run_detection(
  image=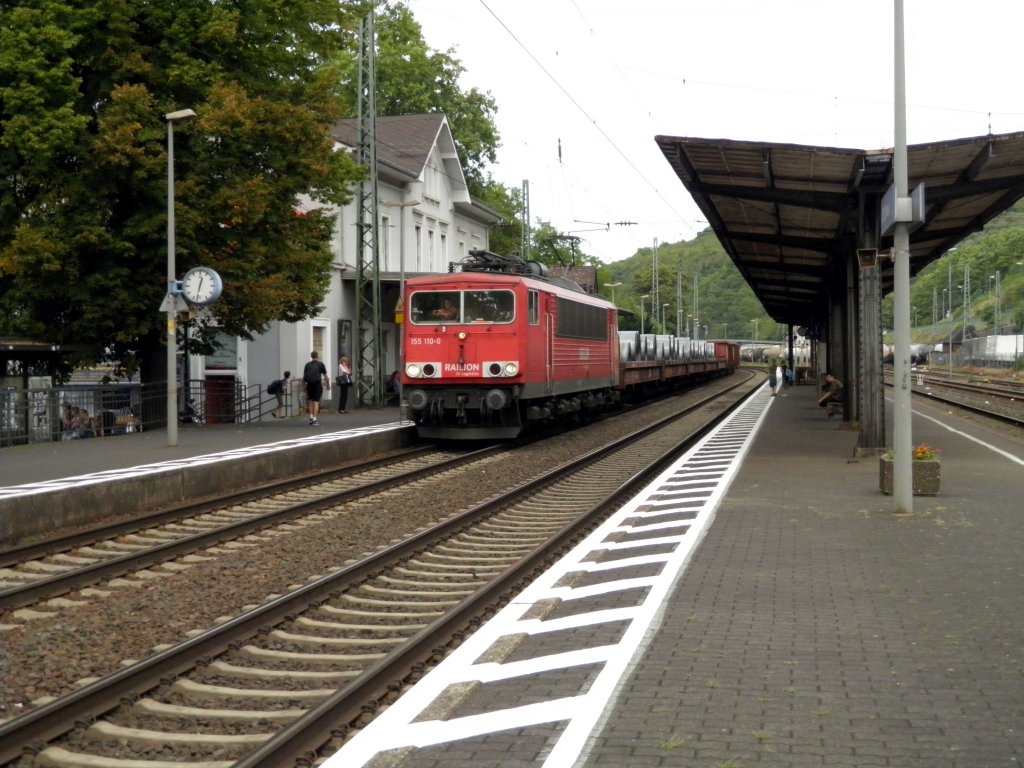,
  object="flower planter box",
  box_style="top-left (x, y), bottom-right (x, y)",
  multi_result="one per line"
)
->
top-left (879, 458), bottom-right (940, 496)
